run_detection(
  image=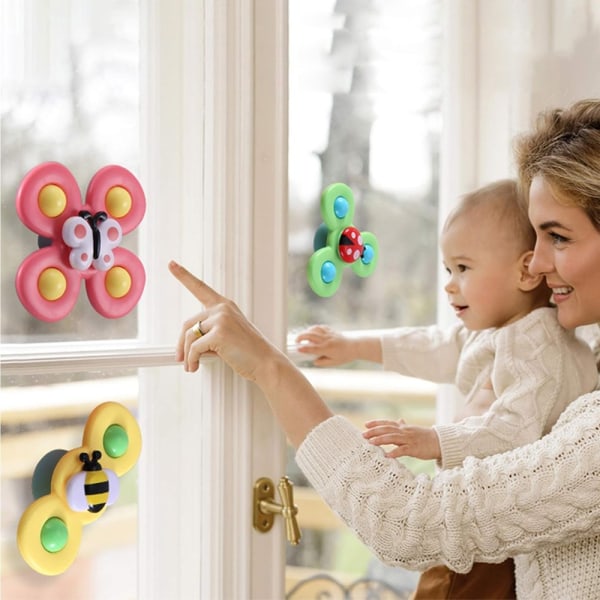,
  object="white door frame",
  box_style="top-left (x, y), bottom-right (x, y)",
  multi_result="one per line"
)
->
top-left (139, 1), bottom-right (288, 598)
